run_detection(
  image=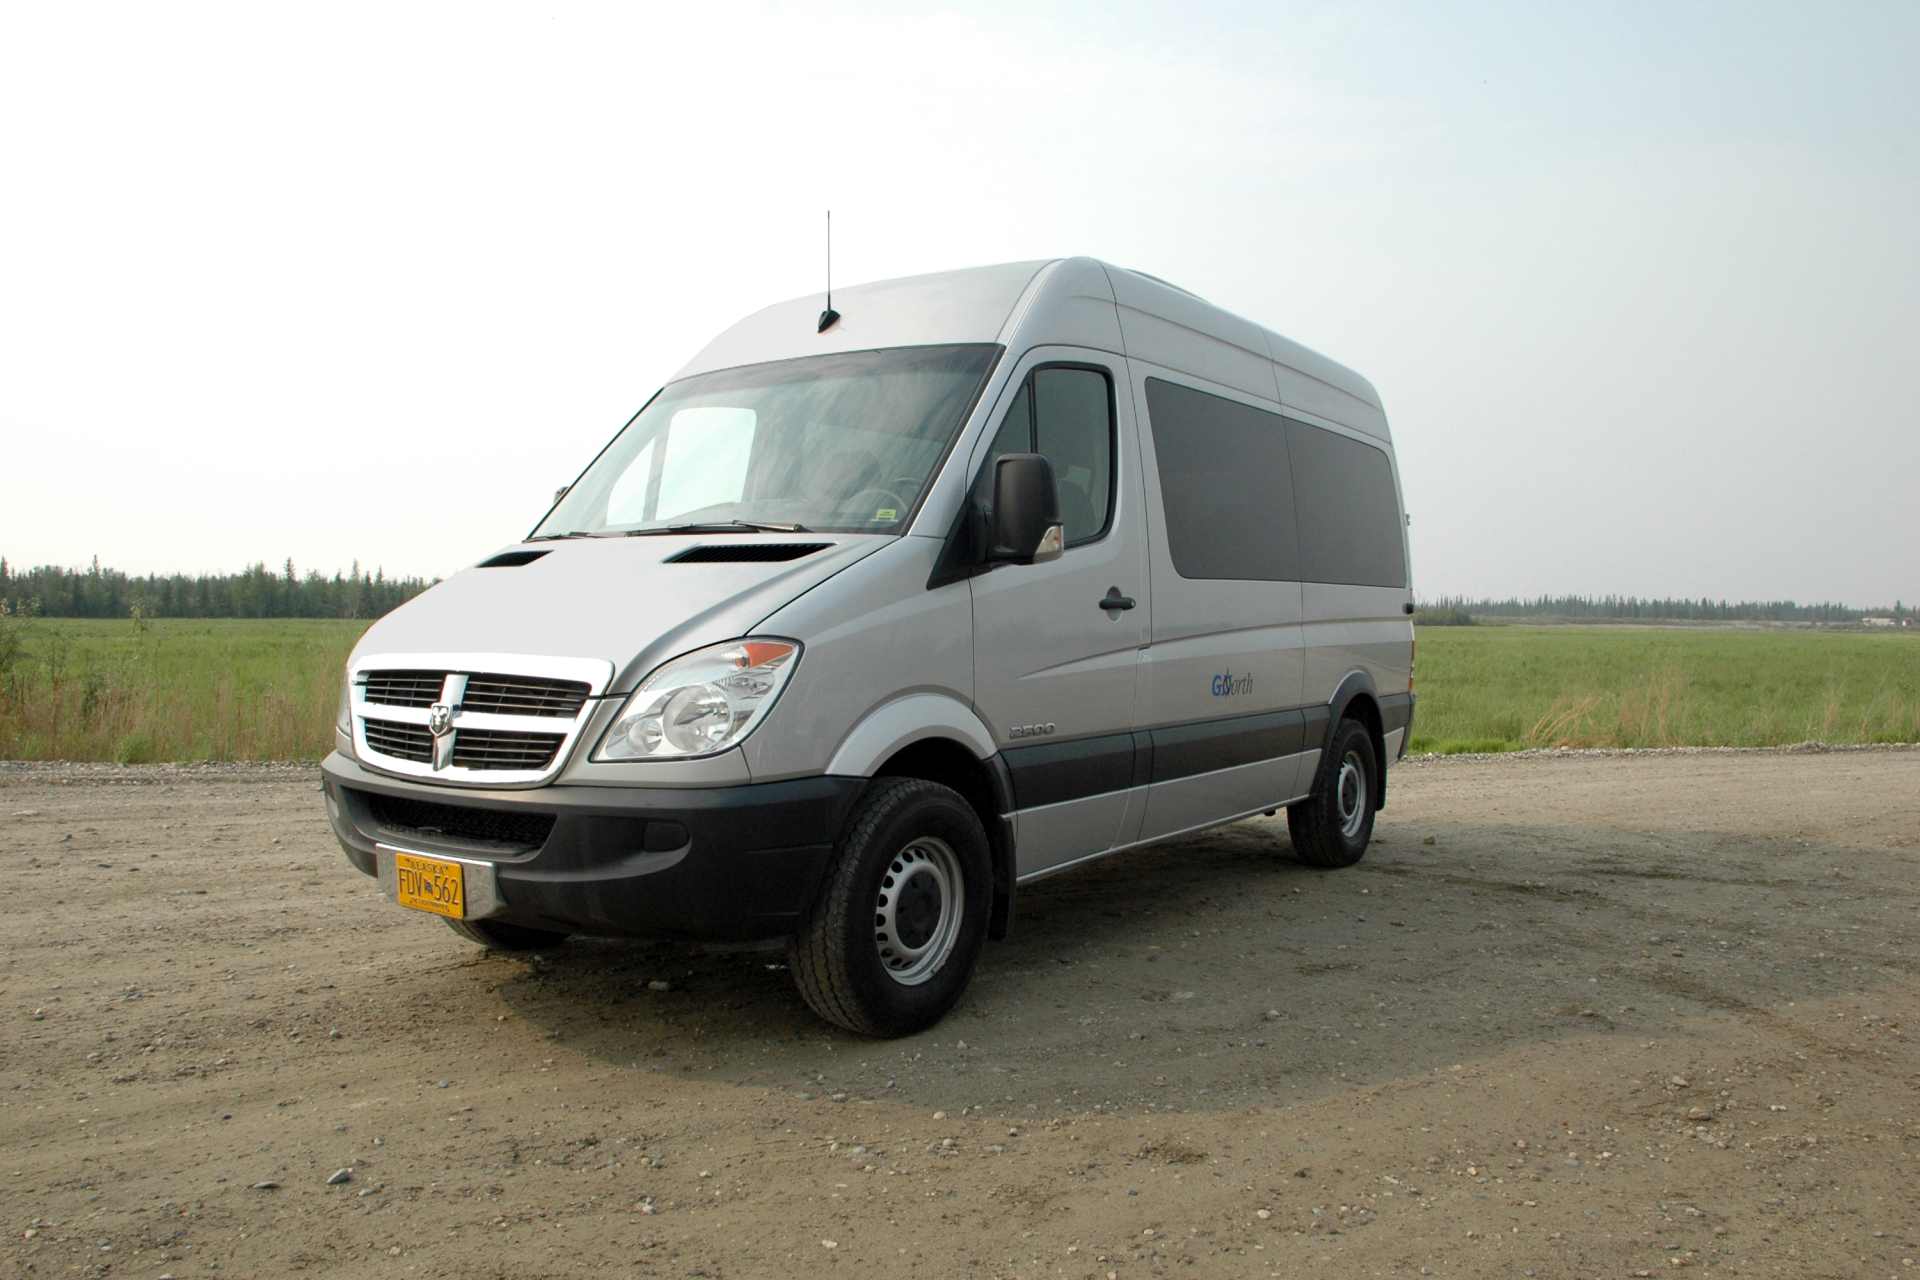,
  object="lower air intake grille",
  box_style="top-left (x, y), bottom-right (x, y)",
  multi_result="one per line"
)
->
top-left (363, 718), bottom-right (433, 763)
top-left (360, 791), bottom-right (556, 849)
top-left (450, 728), bottom-right (565, 771)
